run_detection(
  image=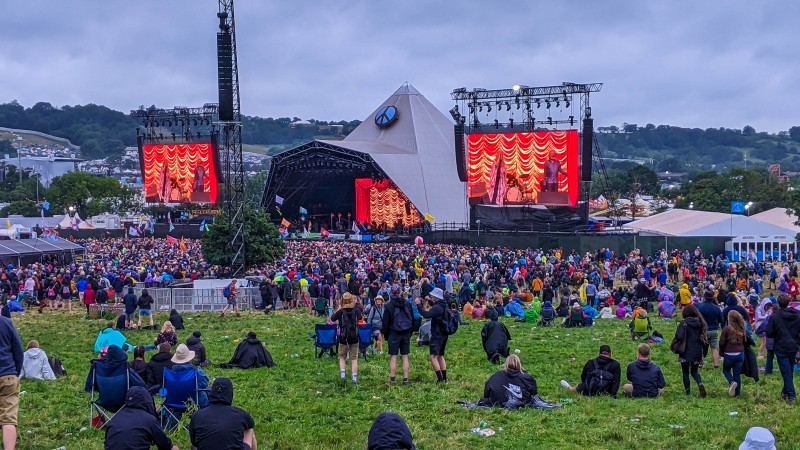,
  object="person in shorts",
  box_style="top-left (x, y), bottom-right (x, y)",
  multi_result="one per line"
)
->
top-left (330, 292), bottom-right (362, 384)
top-left (137, 289), bottom-right (155, 330)
top-left (416, 288), bottom-right (450, 383)
top-left (696, 291), bottom-right (723, 368)
top-left (0, 315), bottom-right (23, 450)
top-left (382, 290), bottom-right (413, 385)
top-left (221, 279), bottom-right (240, 318)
